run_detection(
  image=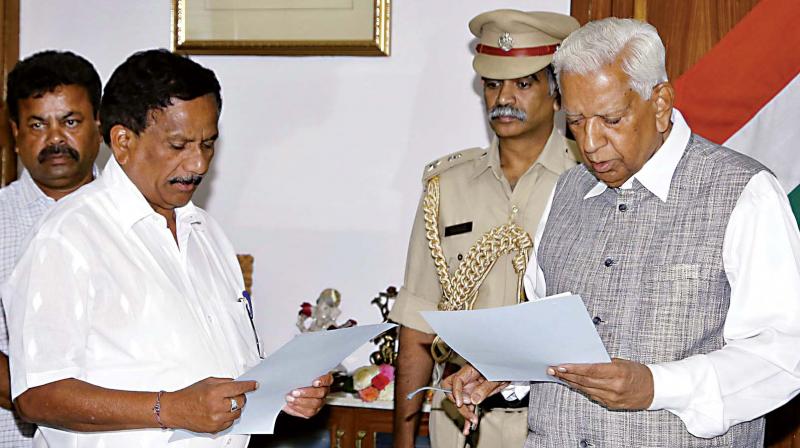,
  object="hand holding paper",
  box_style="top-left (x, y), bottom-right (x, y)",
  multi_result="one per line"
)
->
top-left (161, 377), bottom-right (259, 434)
top-left (281, 373), bottom-right (333, 418)
top-left (170, 323), bottom-right (395, 442)
top-left (233, 323), bottom-right (396, 434)
top-left (421, 294), bottom-right (610, 382)
top-left (429, 295), bottom-right (655, 413)
top-left (547, 357), bottom-right (655, 410)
